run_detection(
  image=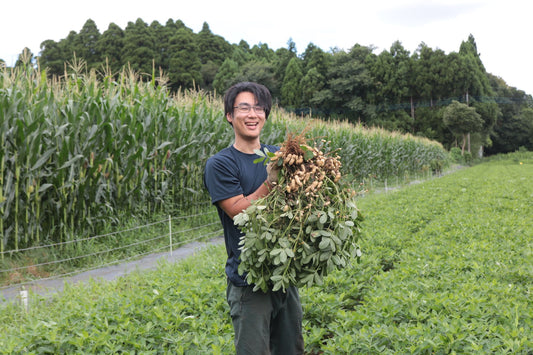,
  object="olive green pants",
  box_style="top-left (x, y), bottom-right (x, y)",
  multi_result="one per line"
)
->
top-left (226, 281), bottom-right (304, 355)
